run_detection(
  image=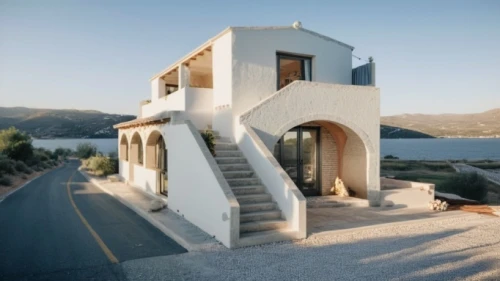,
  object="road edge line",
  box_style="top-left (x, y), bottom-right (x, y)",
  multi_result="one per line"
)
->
top-left (77, 168), bottom-right (199, 252)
